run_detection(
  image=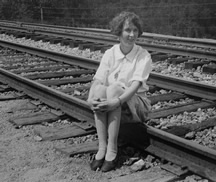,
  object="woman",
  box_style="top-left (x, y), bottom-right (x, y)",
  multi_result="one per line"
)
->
top-left (87, 11), bottom-right (152, 172)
